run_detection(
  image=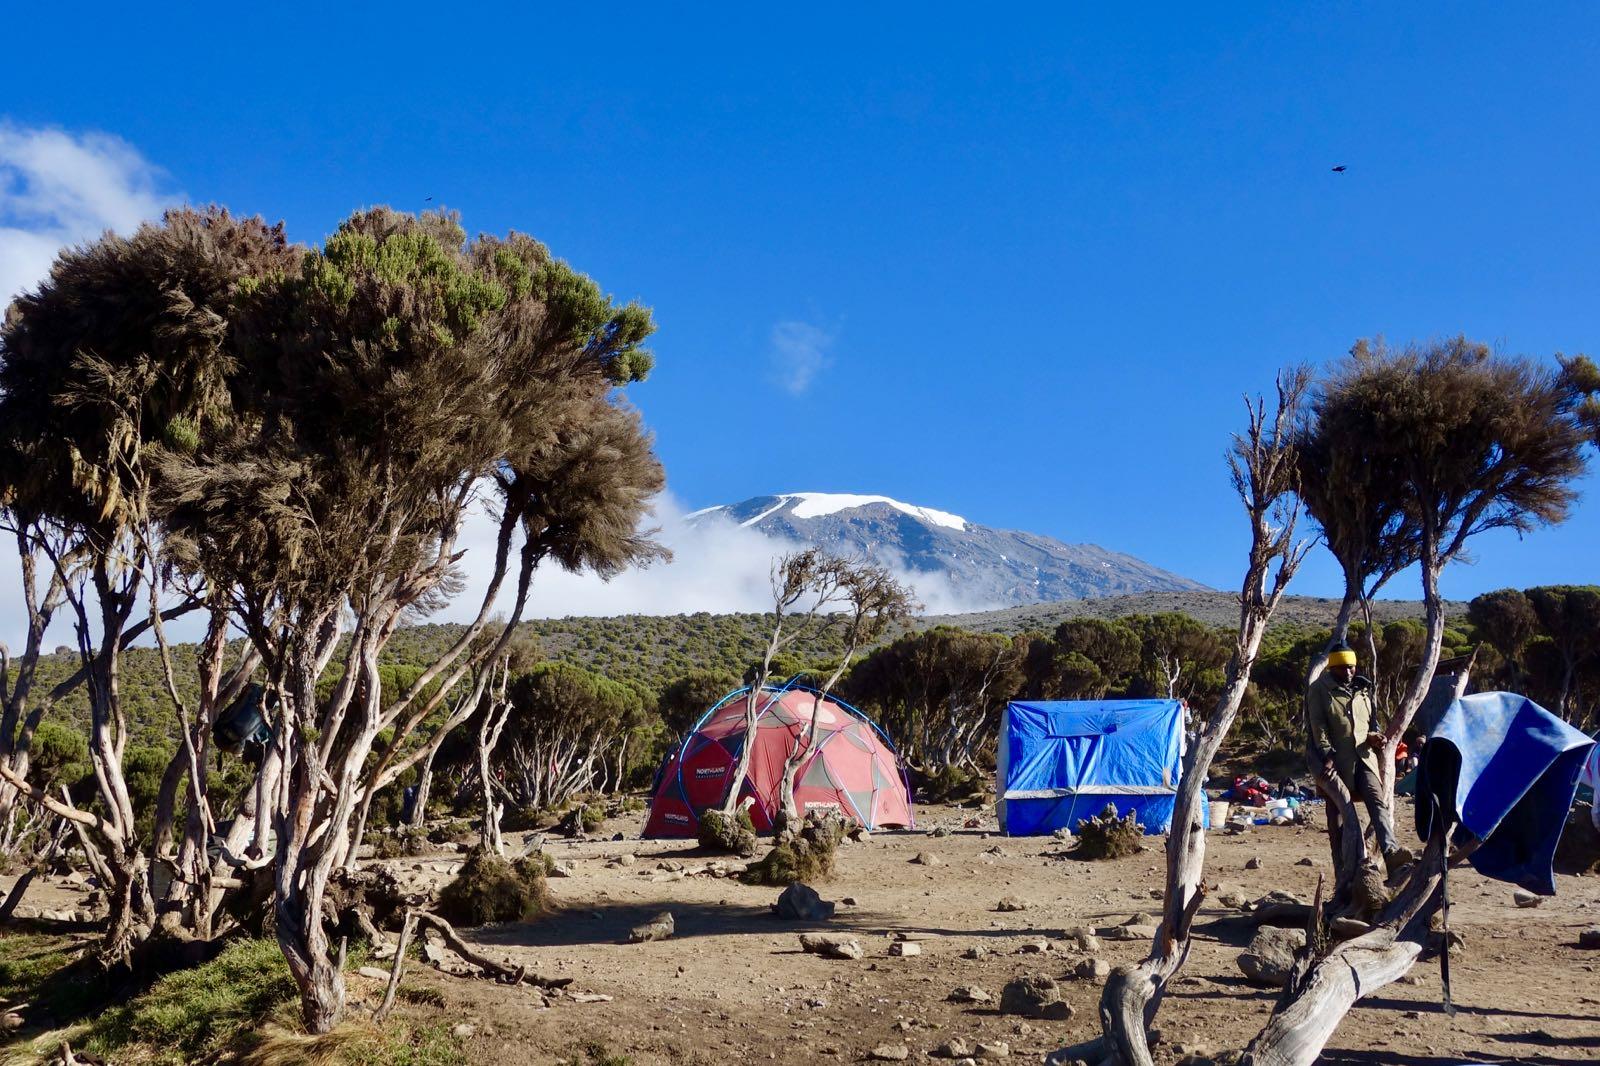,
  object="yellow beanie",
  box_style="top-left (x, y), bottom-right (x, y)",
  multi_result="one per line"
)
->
top-left (1327, 649), bottom-right (1357, 667)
